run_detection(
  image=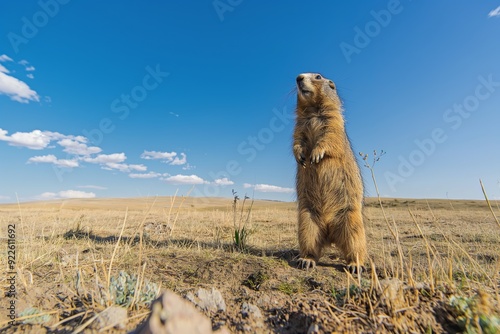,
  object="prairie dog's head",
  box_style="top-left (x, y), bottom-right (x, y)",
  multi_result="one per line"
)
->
top-left (296, 73), bottom-right (340, 108)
